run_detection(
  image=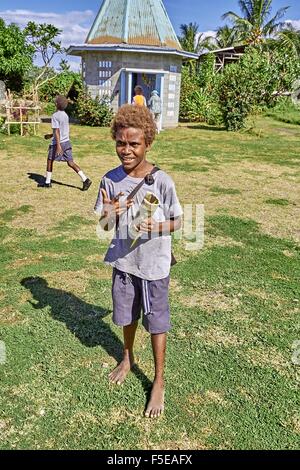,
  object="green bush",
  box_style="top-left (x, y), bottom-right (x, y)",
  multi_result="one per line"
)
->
top-left (39, 71), bottom-right (83, 102)
top-left (75, 93), bottom-right (114, 127)
top-left (180, 58), bottom-right (222, 125)
top-left (43, 102), bottom-right (56, 116)
top-left (218, 46), bottom-right (300, 131)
